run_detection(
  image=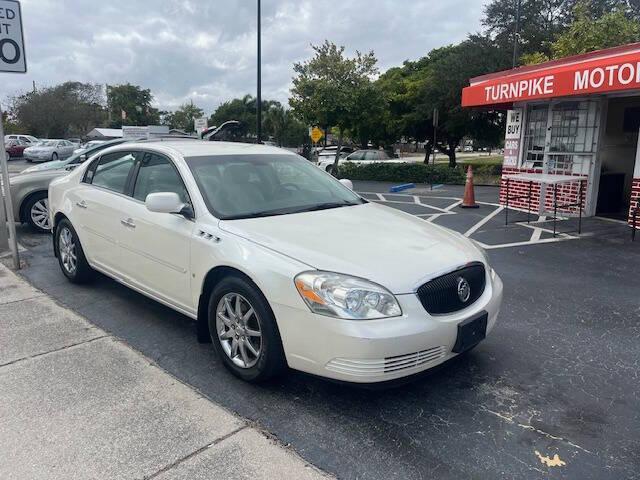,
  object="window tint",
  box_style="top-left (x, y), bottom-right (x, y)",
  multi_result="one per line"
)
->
top-left (364, 151), bottom-right (379, 160)
top-left (91, 151), bottom-right (137, 194)
top-left (133, 153), bottom-right (189, 203)
top-left (347, 151), bottom-right (364, 161)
